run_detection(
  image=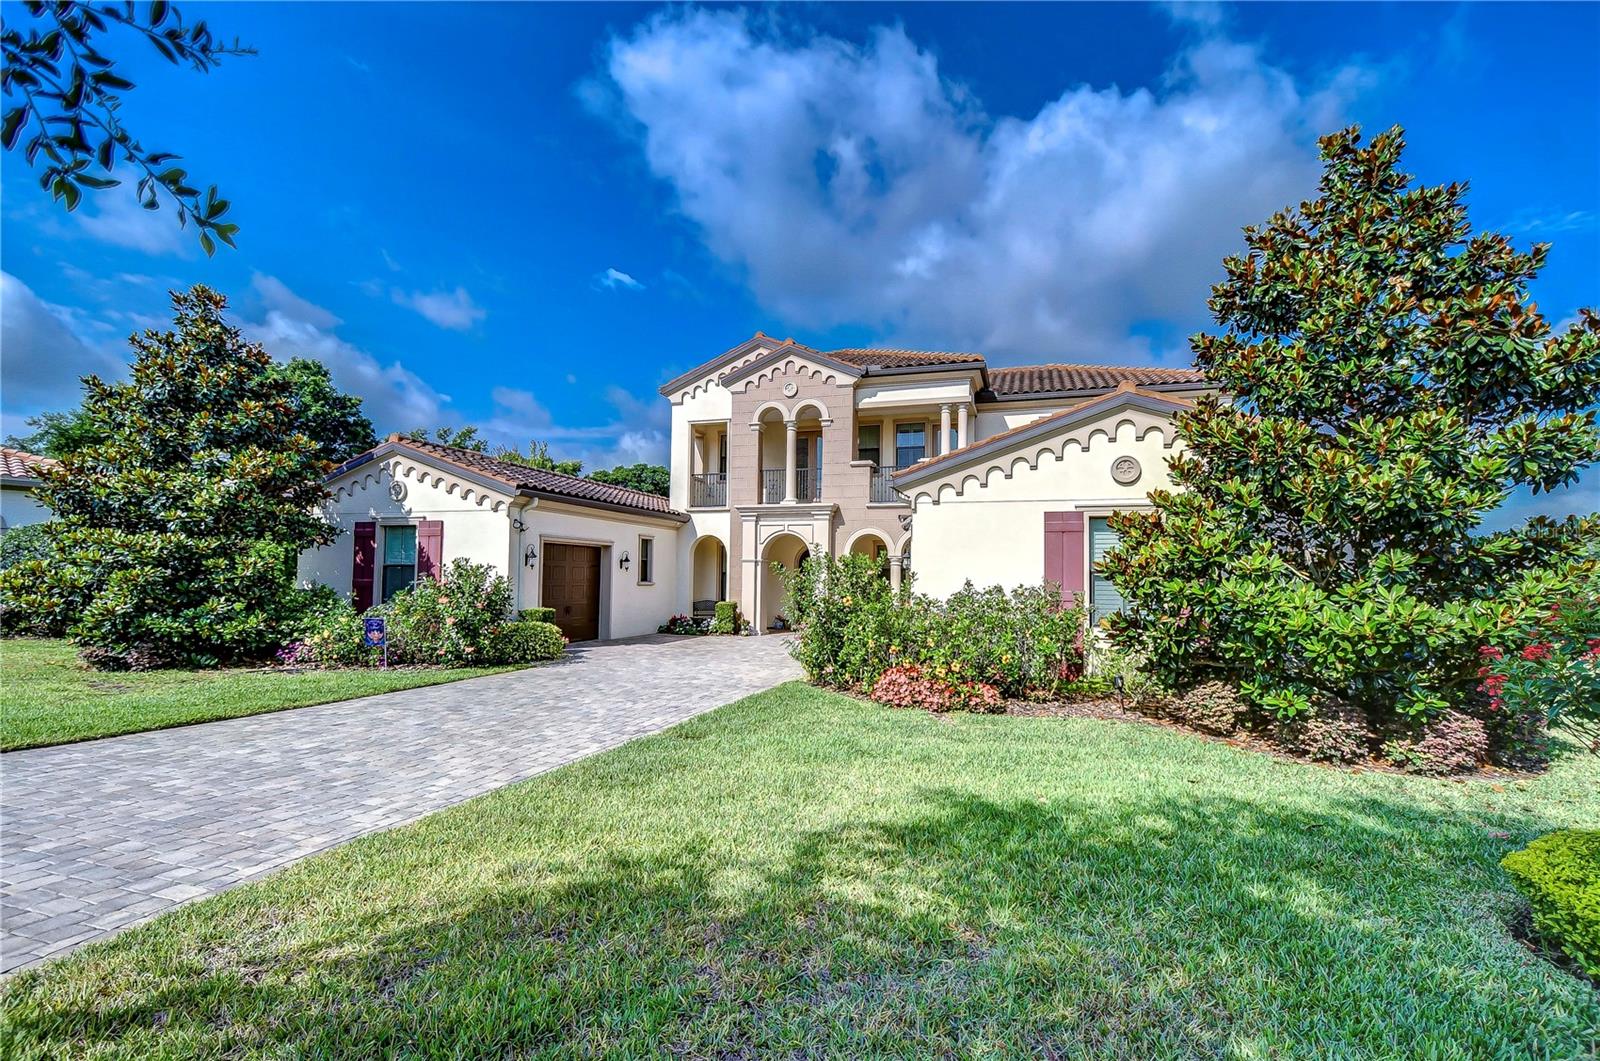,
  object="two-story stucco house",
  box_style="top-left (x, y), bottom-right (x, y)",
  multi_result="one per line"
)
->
top-left (298, 332), bottom-right (1209, 643)
top-left (663, 333), bottom-right (1211, 632)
